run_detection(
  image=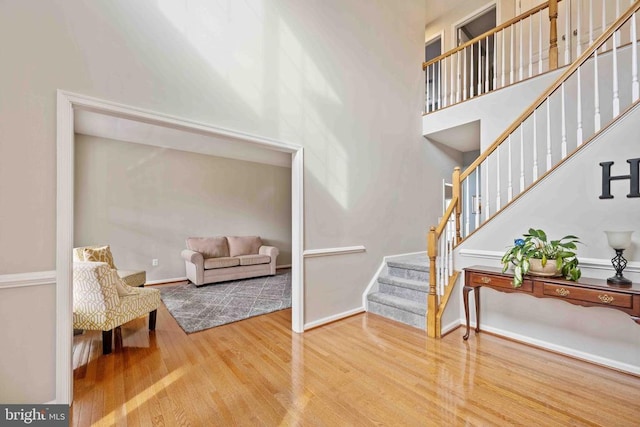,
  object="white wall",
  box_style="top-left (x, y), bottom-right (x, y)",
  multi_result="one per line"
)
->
top-left (0, 0), bottom-right (460, 402)
top-left (74, 135), bottom-right (292, 280)
top-left (450, 103), bottom-right (640, 373)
